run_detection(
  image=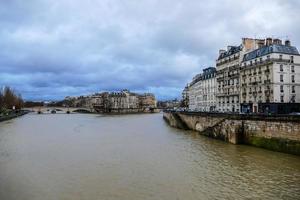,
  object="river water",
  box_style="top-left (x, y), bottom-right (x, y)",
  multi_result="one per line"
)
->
top-left (0, 113), bottom-right (299, 200)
